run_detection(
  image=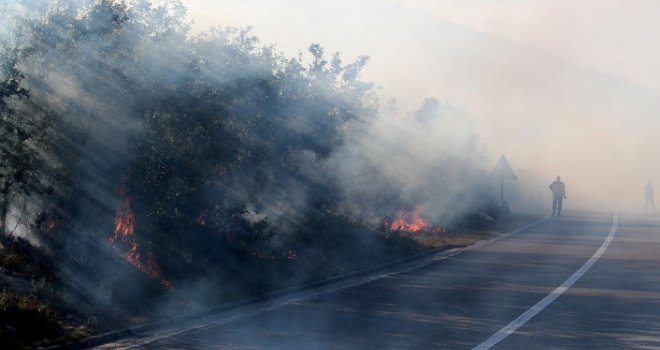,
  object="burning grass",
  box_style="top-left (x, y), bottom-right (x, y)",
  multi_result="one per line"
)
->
top-left (102, 212), bottom-right (544, 330)
top-left (384, 207), bottom-right (448, 233)
top-left (0, 205), bottom-right (542, 349)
